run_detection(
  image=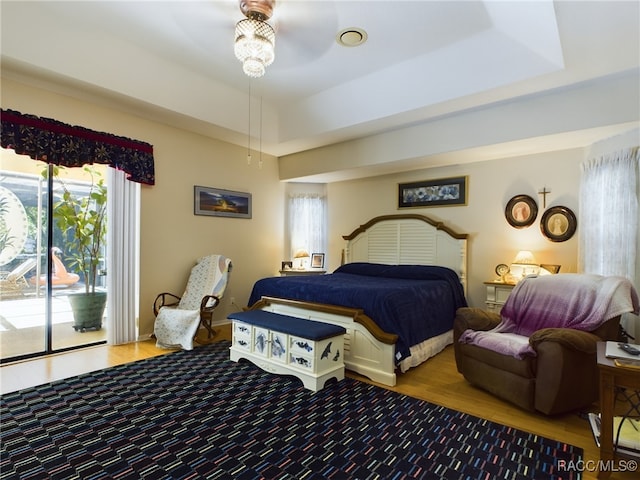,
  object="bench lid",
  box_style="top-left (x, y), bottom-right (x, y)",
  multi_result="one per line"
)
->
top-left (228, 310), bottom-right (346, 341)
